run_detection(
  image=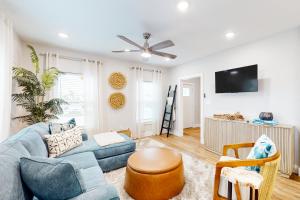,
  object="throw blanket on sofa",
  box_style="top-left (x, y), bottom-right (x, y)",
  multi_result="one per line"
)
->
top-left (94, 132), bottom-right (126, 146)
